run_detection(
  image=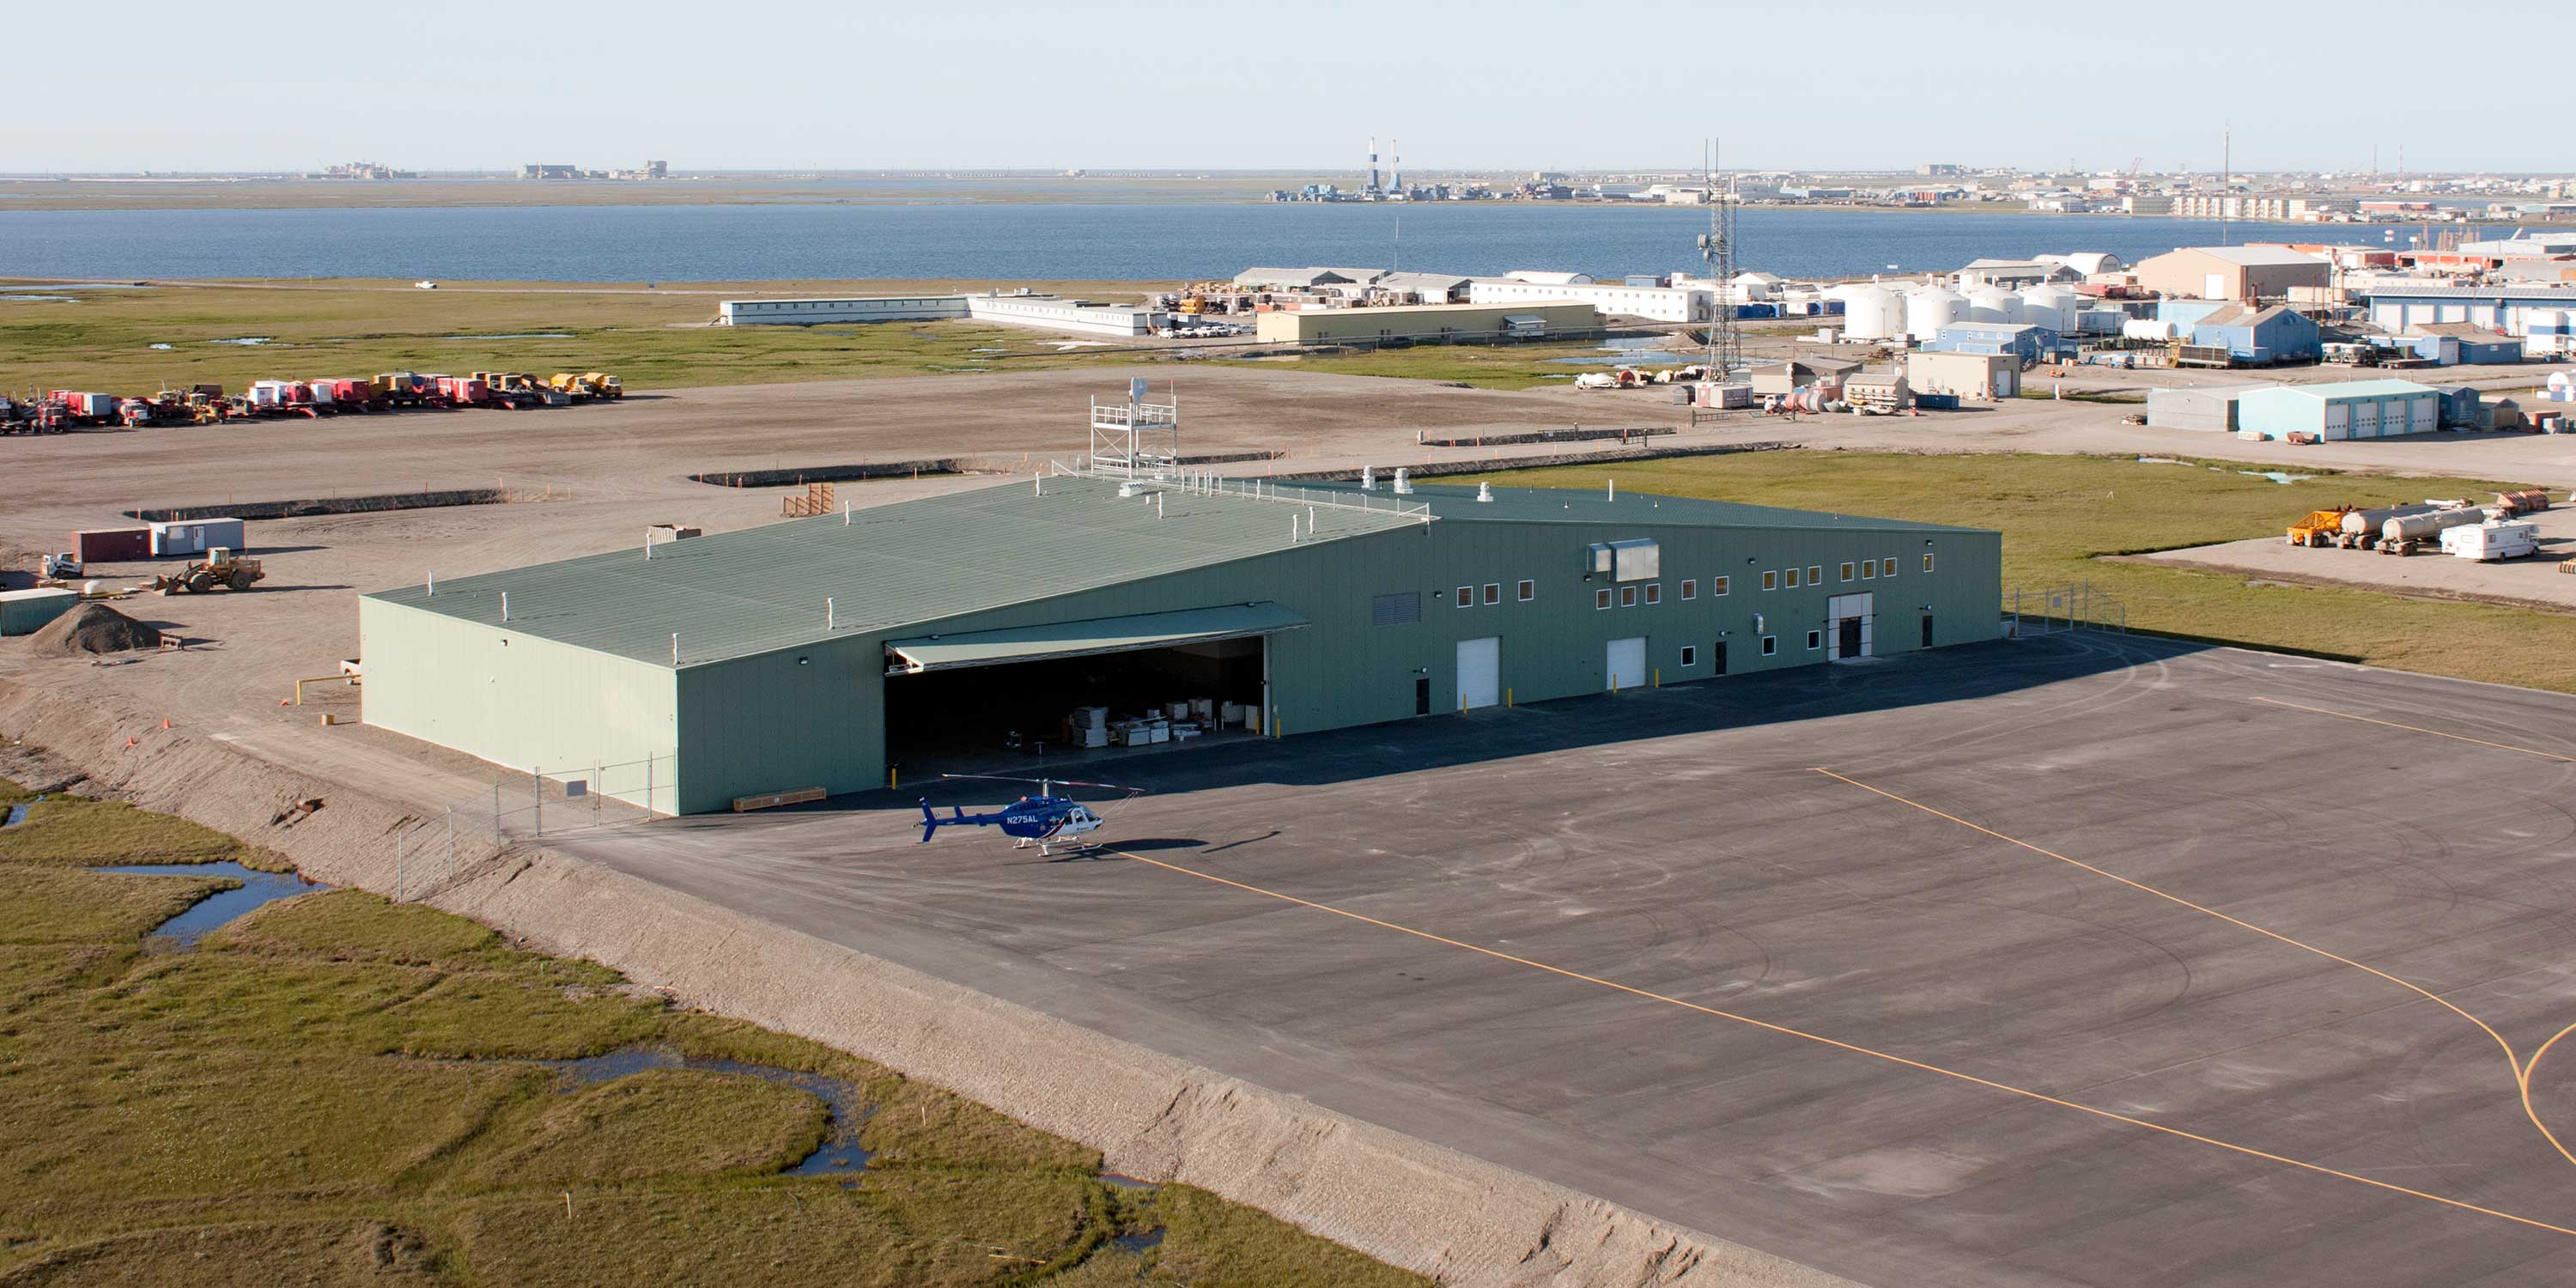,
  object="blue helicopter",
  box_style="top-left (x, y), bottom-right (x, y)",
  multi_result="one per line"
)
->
top-left (918, 775), bottom-right (1145, 856)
